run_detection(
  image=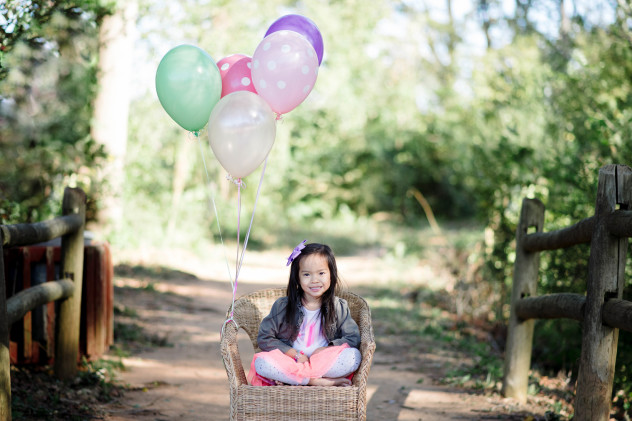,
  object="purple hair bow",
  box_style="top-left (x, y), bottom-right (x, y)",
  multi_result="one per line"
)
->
top-left (286, 240), bottom-right (307, 266)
